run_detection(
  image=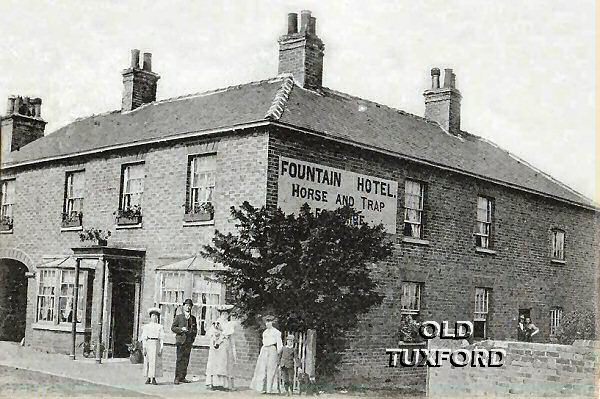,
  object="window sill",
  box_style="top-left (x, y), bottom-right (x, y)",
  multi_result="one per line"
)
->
top-left (402, 237), bottom-right (430, 246)
top-left (551, 259), bottom-right (566, 265)
top-left (475, 247), bottom-right (496, 255)
top-left (61, 226), bottom-right (83, 232)
top-left (115, 223), bottom-right (142, 230)
top-left (32, 322), bottom-right (88, 333)
top-left (0, 229), bottom-right (13, 234)
top-left (183, 220), bottom-right (215, 227)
